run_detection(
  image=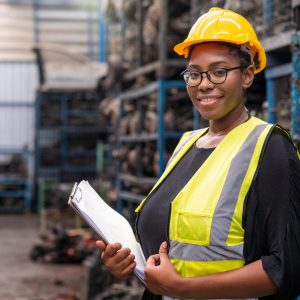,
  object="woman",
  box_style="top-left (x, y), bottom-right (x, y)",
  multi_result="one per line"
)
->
top-left (96, 8), bottom-right (300, 300)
